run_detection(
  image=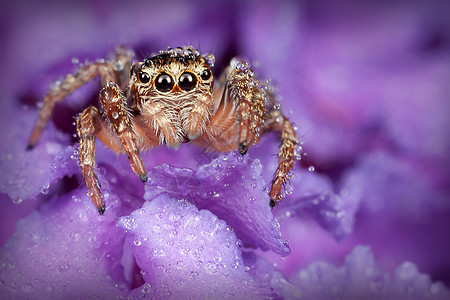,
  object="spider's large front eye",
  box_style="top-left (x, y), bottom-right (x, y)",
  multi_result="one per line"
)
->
top-left (178, 72), bottom-right (197, 91)
top-left (155, 73), bottom-right (174, 92)
top-left (139, 72), bottom-right (150, 83)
